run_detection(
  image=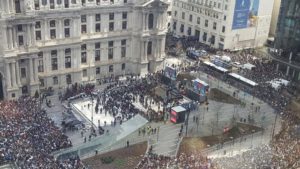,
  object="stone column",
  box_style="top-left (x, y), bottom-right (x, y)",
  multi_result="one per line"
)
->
top-left (7, 27), bottom-right (12, 49)
top-left (2, 27), bottom-right (8, 50)
top-left (6, 63), bottom-right (11, 88)
top-left (31, 24), bottom-right (36, 45)
top-left (27, 24), bottom-right (32, 46)
top-left (145, 14), bottom-right (148, 30)
top-left (286, 66), bottom-right (290, 76)
top-left (58, 19), bottom-right (63, 39)
top-left (44, 20), bottom-right (49, 40)
top-left (144, 41), bottom-right (148, 61)
top-left (141, 13), bottom-right (144, 31)
top-left (29, 58), bottom-right (34, 84)
top-left (16, 61), bottom-right (21, 85)
top-left (12, 27), bottom-right (17, 48)
top-left (276, 64), bottom-right (279, 71)
top-left (140, 40), bottom-right (144, 62)
top-left (11, 62), bottom-right (17, 88)
top-left (89, 15), bottom-right (94, 34)
top-left (10, 0), bottom-right (15, 13)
